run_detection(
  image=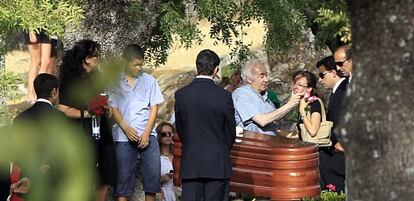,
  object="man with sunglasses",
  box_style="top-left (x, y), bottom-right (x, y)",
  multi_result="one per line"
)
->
top-left (316, 56), bottom-right (347, 194)
top-left (334, 45), bottom-right (353, 81)
top-left (175, 49), bottom-right (236, 201)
